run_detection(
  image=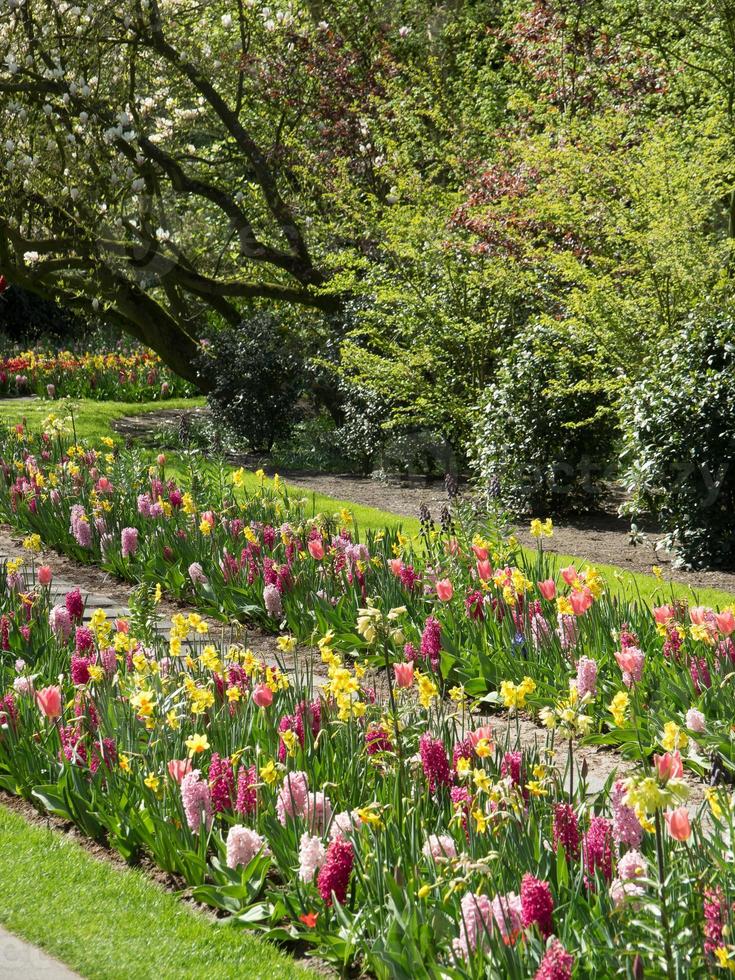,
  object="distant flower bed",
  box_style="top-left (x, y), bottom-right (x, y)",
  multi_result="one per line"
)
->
top-left (0, 349), bottom-right (195, 401)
